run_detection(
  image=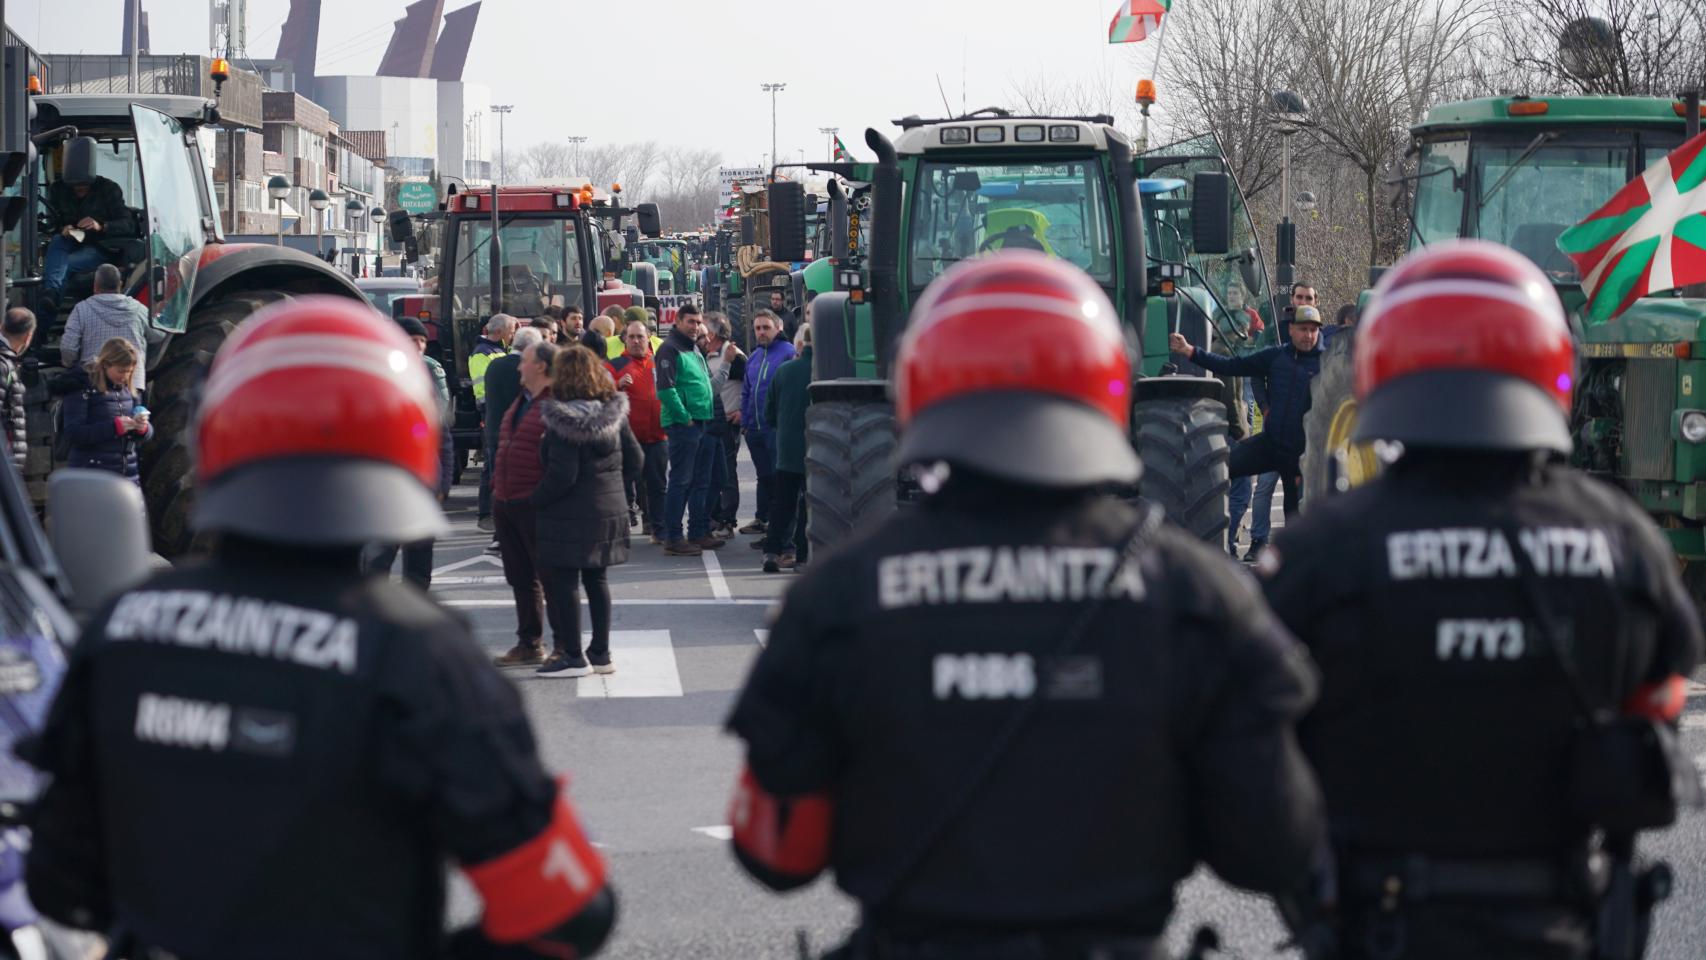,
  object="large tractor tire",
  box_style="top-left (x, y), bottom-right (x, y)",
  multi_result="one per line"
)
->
top-left (1302, 329), bottom-right (1382, 507)
top-left (724, 295), bottom-right (746, 349)
top-left (1133, 395), bottom-right (1230, 545)
top-left (141, 290), bottom-right (286, 558)
top-left (804, 399), bottom-right (896, 559)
